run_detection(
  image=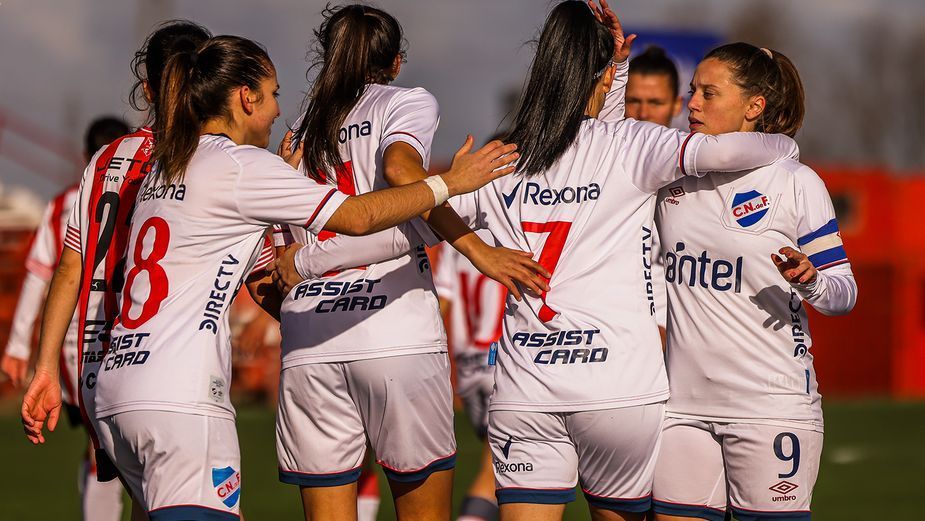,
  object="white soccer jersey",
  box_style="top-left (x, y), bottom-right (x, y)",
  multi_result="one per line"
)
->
top-left (96, 135), bottom-right (346, 420)
top-left (6, 186), bottom-right (80, 404)
top-left (277, 84), bottom-right (446, 366)
top-left (656, 159), bottom-right (852, 427)
top-left (433, 229), bottom-right (506, 375)
top-left (66, 128), bottom-right (156, 425)
top-left (451, 120), bottom-right (800, 413)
